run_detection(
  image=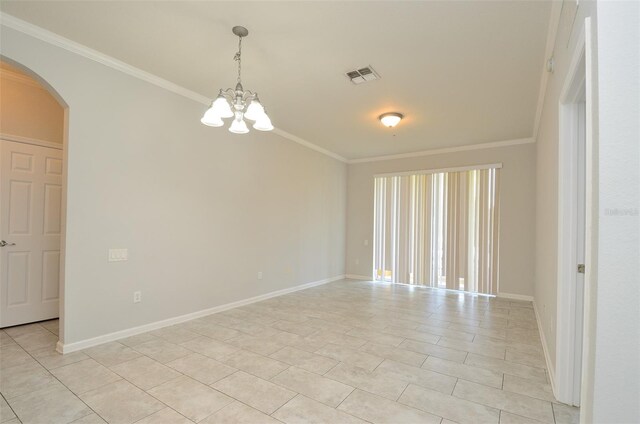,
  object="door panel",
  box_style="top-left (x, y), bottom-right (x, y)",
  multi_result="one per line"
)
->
top-left (1, 140), bottom-right (63, 327)
top-left (43, 184), bottom-right (62, 234)
top-left (9, 181), bottom-right (32, 234)
top-left (42, 250), bottom-right (60, 301)
top-left (7, 251), bottom-right (29, 305)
